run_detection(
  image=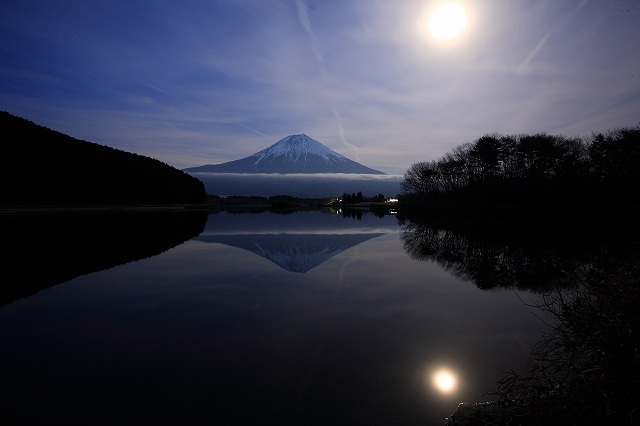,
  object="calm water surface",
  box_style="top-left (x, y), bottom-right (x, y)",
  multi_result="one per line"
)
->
top-left (1, 210), bottom-right (548, 425)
